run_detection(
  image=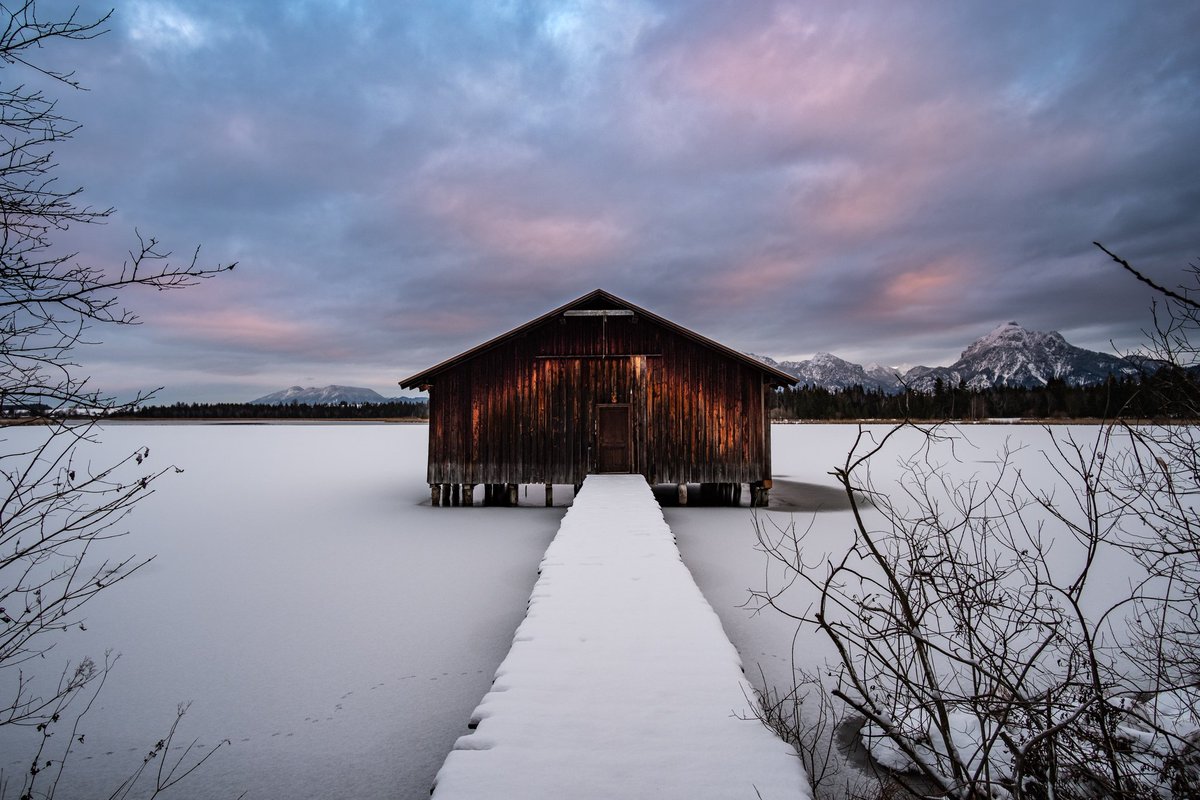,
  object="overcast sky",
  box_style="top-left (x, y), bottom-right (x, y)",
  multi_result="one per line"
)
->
top-left (27, 0), bottom-right (1200, 402)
